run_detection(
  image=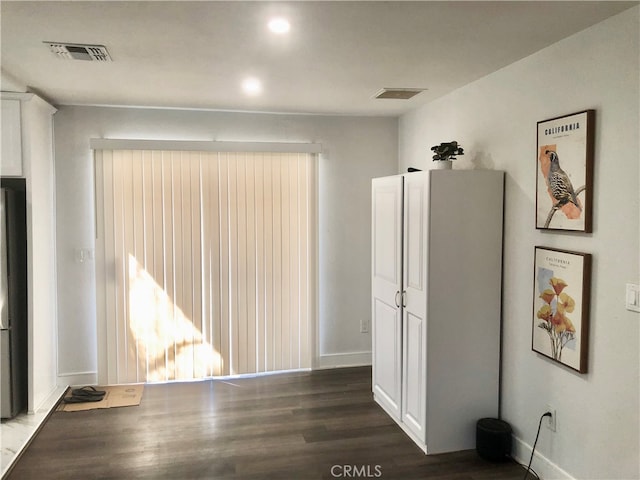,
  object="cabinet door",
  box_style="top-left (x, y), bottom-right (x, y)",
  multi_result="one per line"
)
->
top-left (0, 99), bottom-right (23, 177)
top-left (371, 175), bottom-right (403, 420)
top-left (401, 173), bottom-right (427, 442)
